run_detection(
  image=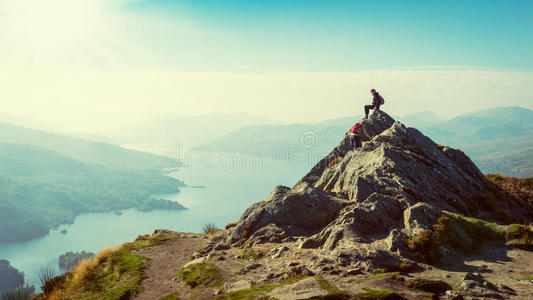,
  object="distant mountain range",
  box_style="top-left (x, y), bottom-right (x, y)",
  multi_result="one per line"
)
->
top-left (194, 107), bottom-right (533, 177)
top-left (0, 123), bottom-right (185, 243)
top-left (109, 113), bottom-right (279, 147)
